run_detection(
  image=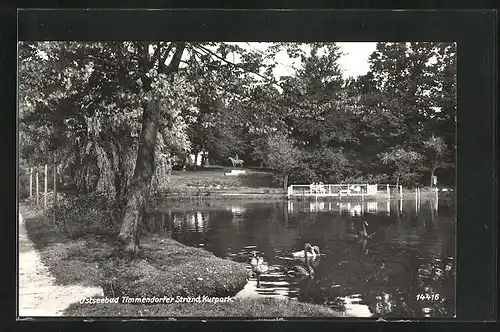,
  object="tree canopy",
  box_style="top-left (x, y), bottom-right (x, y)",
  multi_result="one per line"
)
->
top-left (20, 41), bottom-right (456, 189)
top-left (19, 41), bottom-right (456, 250)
